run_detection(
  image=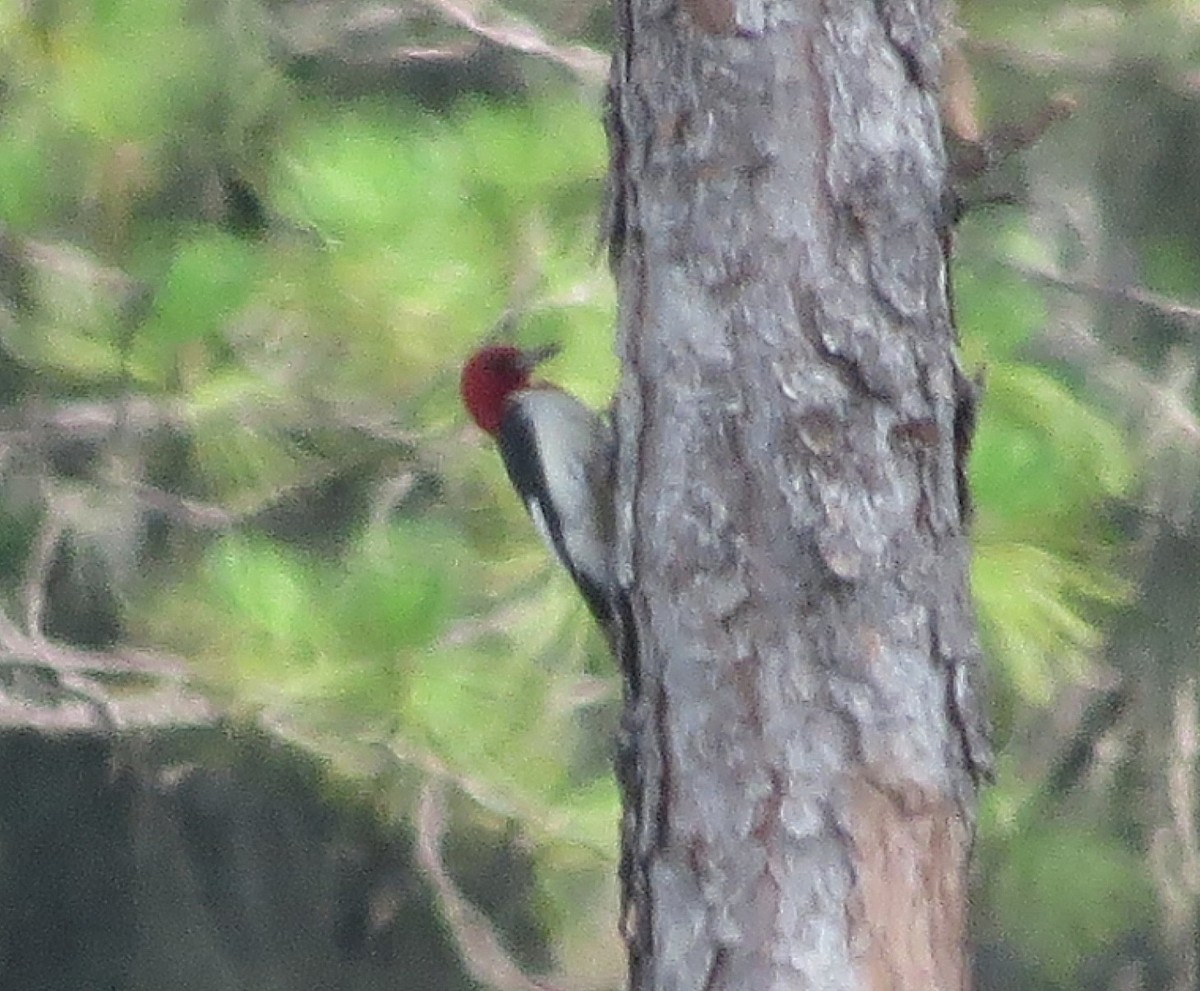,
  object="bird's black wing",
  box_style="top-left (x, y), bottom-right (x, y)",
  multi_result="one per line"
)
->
top-left (496, 401), bottom-right (612, 627)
